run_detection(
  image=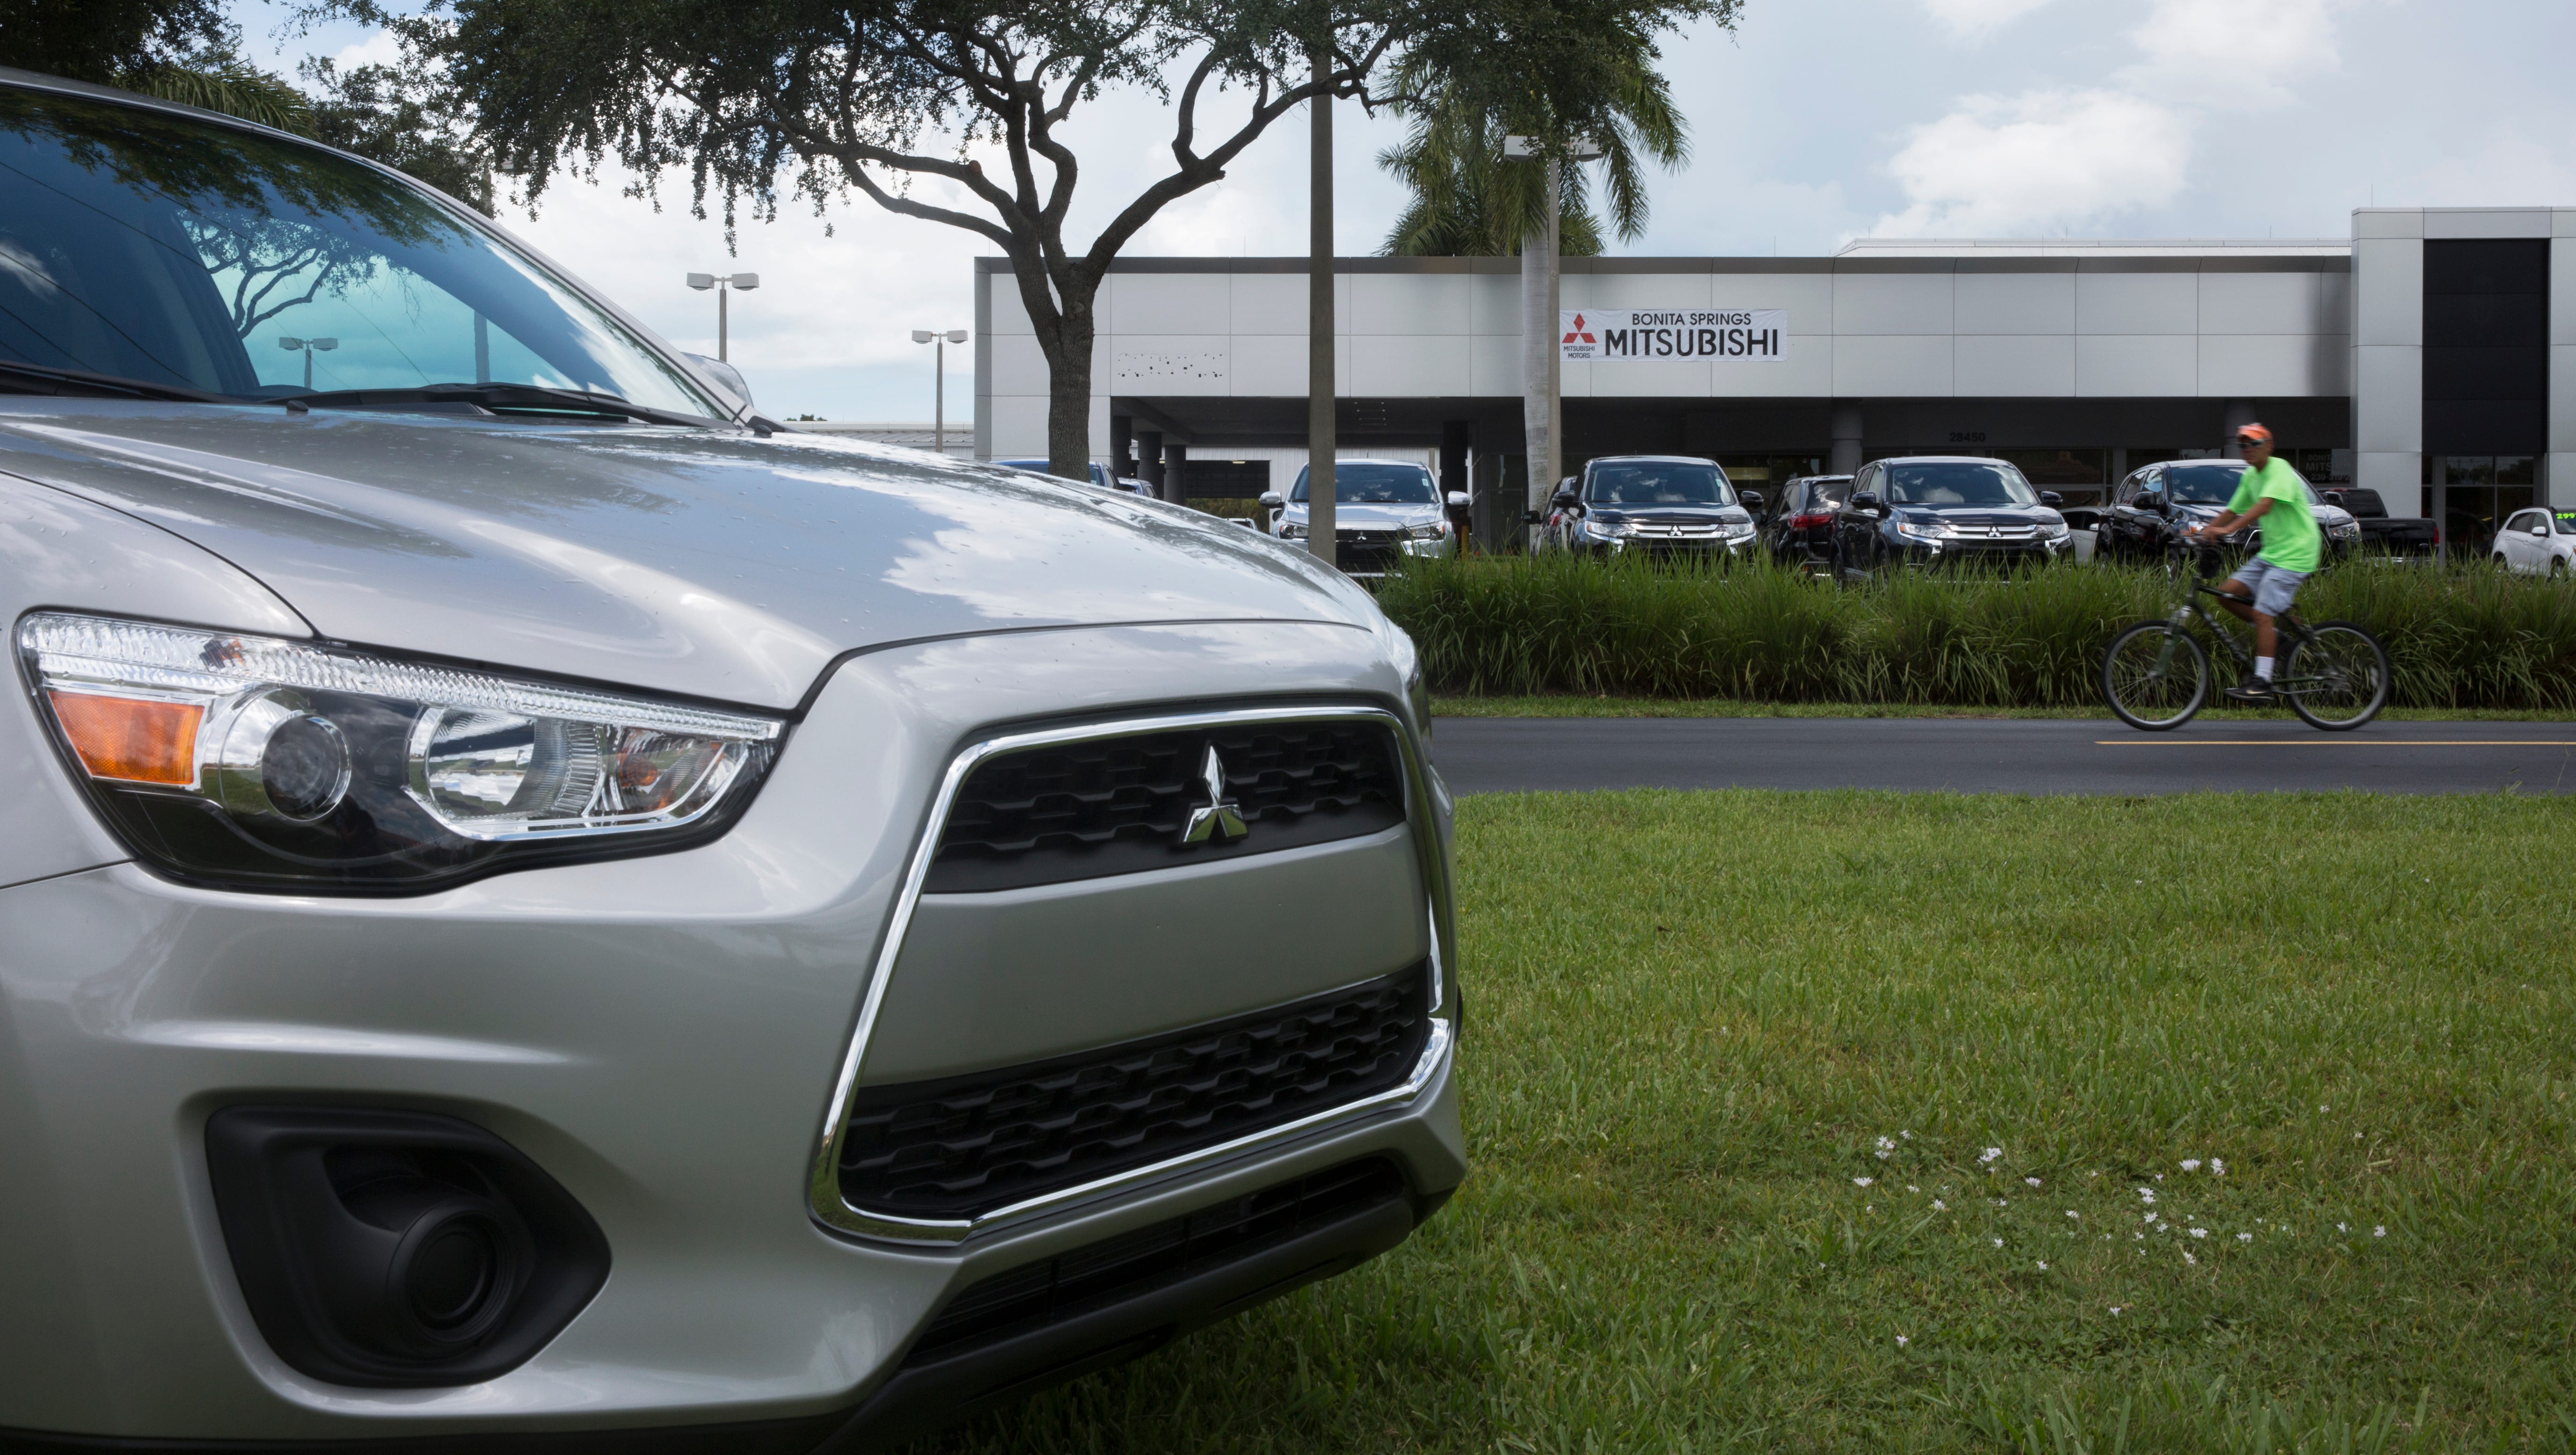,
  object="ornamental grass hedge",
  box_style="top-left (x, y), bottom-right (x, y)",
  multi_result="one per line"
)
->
top-left (1375, 553), bottom-right (2576, 709)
